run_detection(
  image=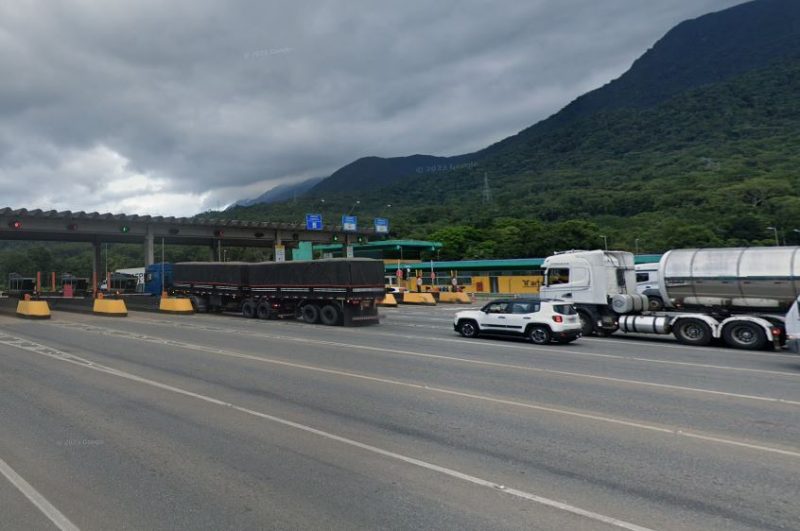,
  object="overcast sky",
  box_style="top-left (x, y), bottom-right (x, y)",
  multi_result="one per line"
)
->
top-left (0, 0), bottom-right (745, 217)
